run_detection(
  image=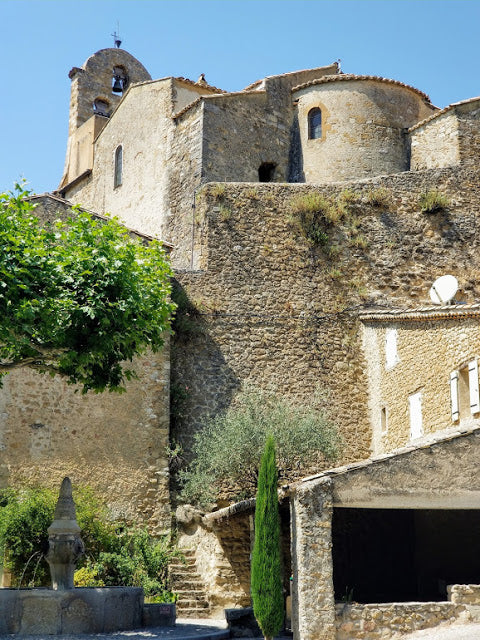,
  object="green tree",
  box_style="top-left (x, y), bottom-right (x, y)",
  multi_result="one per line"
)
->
top-left (180, 387), bottom-right (340, 506)
top-left (0, 184), bottom-right (174, 392)
top-left (251, 435), bottom-right (284, 640)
